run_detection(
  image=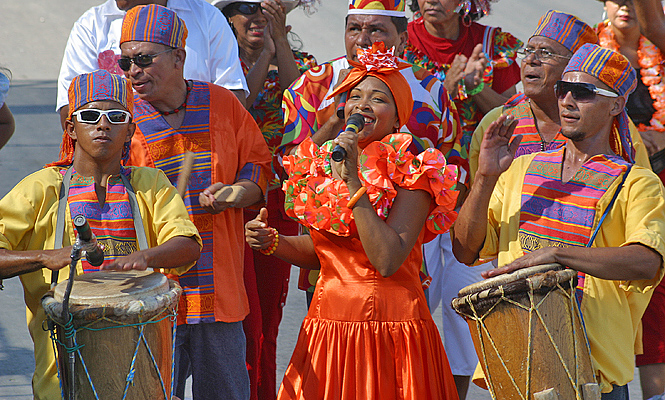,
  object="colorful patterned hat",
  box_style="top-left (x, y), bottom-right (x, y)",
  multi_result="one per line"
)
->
top-left (49, 70), bottom-right (134, 168)
top-left (120, 4), bottom-right (188, 48)
top-left (563, 43), bottom-right (638, 162)
top-left (532, 10), bottom-right (598, 53)
top-left (328, 42), bottom-right (412, 127)
top-left (348, 0), bottom-right (406, 17)
top-left (67, 70), bottom-right (133, 120)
